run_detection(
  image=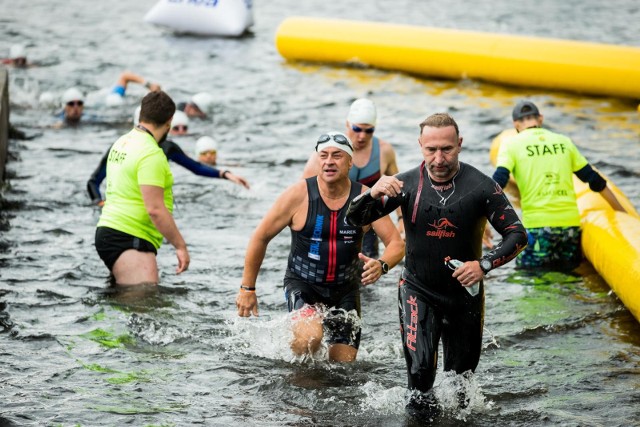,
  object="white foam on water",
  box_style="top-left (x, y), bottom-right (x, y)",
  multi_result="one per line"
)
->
top-left (433, 371), bottom-right (494, 419)
top-left (356, 339), bottom-right (404, 362)
top-left (359, 381), bottom-right (406, 415)
top-left (224, 312), bottom-right (298, 361)
top-left (358, 371), bottom-right (494, 419)
top-left (127, 313), bottom-right (190, 346)
top-left (223, 305), bottom-right (371, 364)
